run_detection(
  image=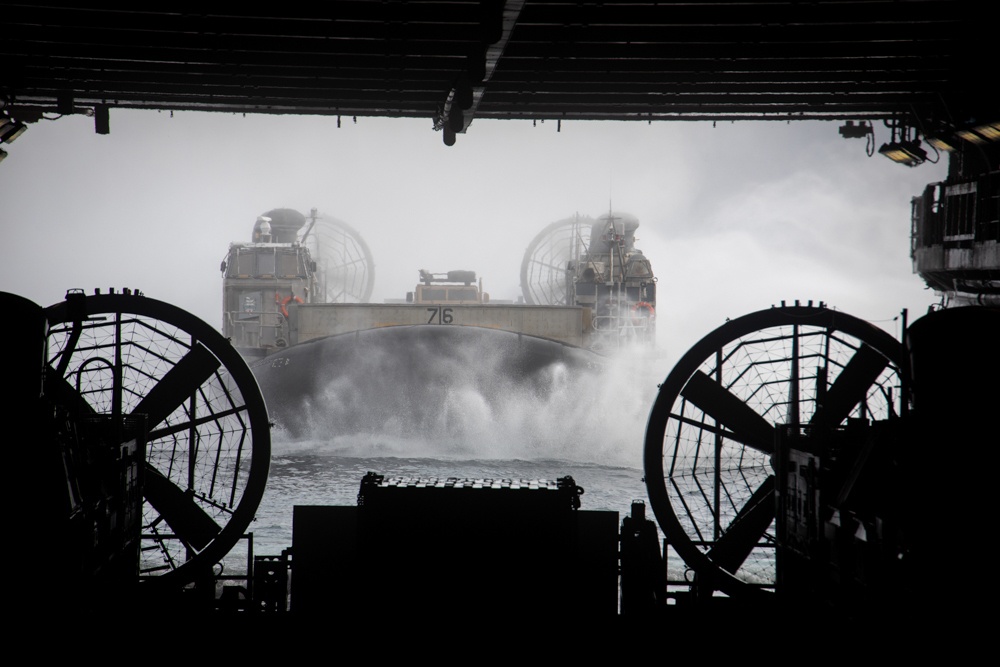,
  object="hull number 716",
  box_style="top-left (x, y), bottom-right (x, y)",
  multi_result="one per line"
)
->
top-left (427, 307), bottom-right (454, 324)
